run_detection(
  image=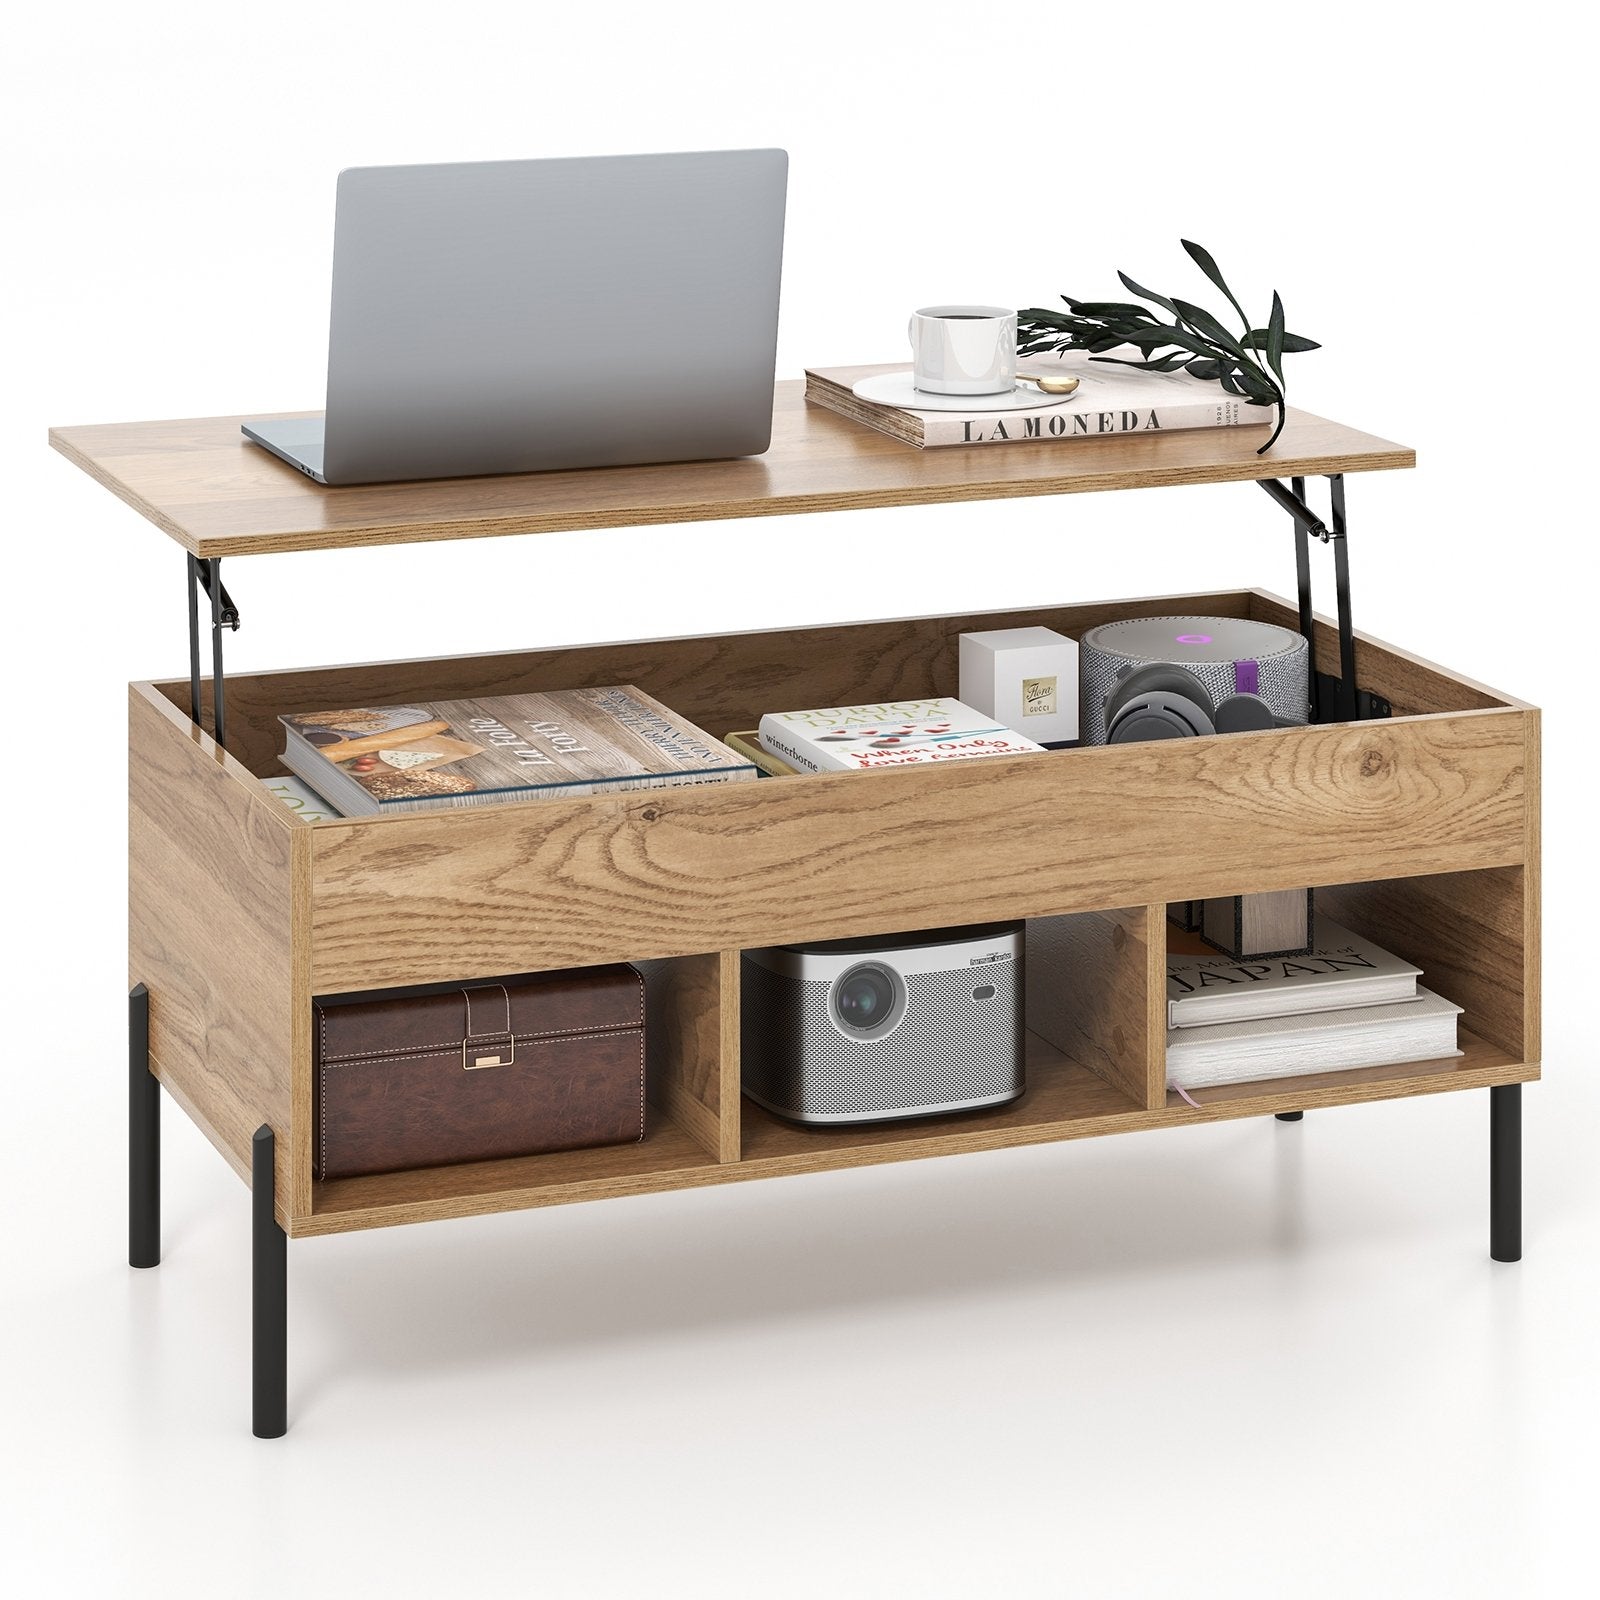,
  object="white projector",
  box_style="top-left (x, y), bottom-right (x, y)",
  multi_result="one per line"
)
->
top-left (741, 923), bottom-right (1024, 1125)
